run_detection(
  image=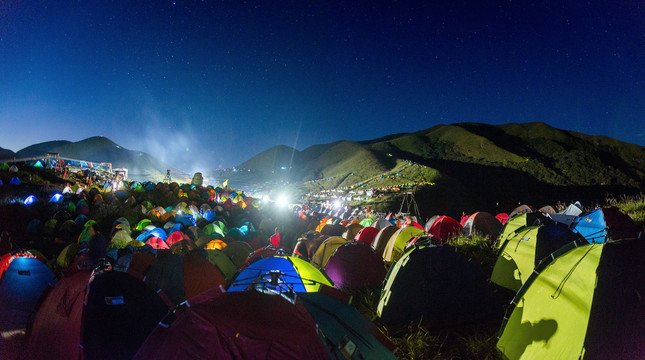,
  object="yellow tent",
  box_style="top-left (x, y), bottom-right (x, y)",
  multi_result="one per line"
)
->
top-left (310, 236), bottom-right (346, 269)
top-left (382, 226), bottom-right (425, 262)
